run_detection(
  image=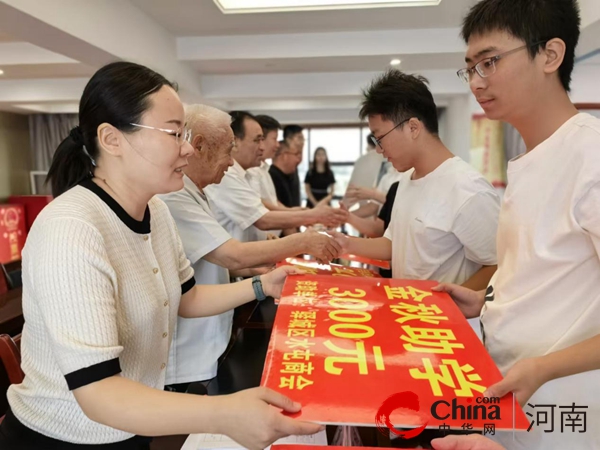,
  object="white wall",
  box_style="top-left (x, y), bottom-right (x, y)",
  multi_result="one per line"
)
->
top-left (443, 94), bottom-right (472, 162)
